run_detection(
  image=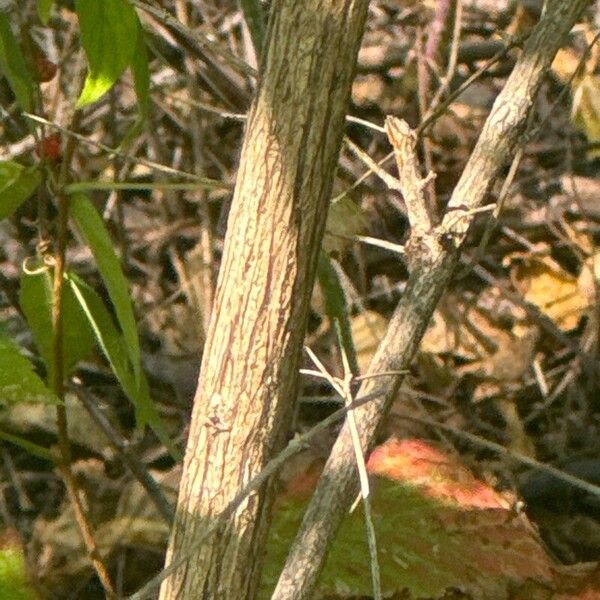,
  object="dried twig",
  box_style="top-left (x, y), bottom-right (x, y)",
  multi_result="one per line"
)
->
top-left (385, 117), bottom-right (435, 236)
top-left (428, 0), bottom-right (464, 114)
top-left (76, 388), bottom-right (175, 524)
top-left (130, 0), bottom-right (256, 79)
top-left (304, 347), bottom-right (382, 600)
top-left (333, 36), bottom-right (523, 206)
